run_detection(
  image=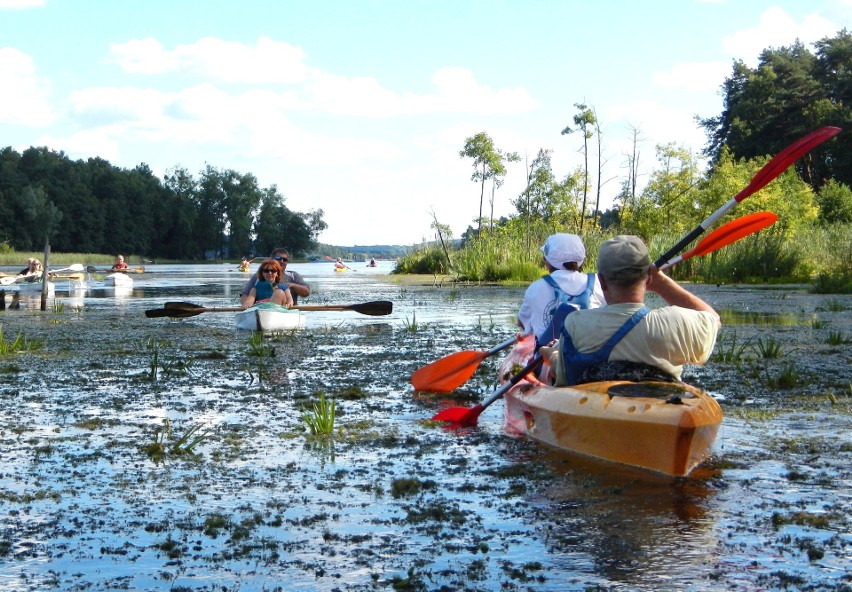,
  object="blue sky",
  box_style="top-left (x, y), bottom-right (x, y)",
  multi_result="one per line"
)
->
top-left (1, 0), bottom-right (849, 246)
